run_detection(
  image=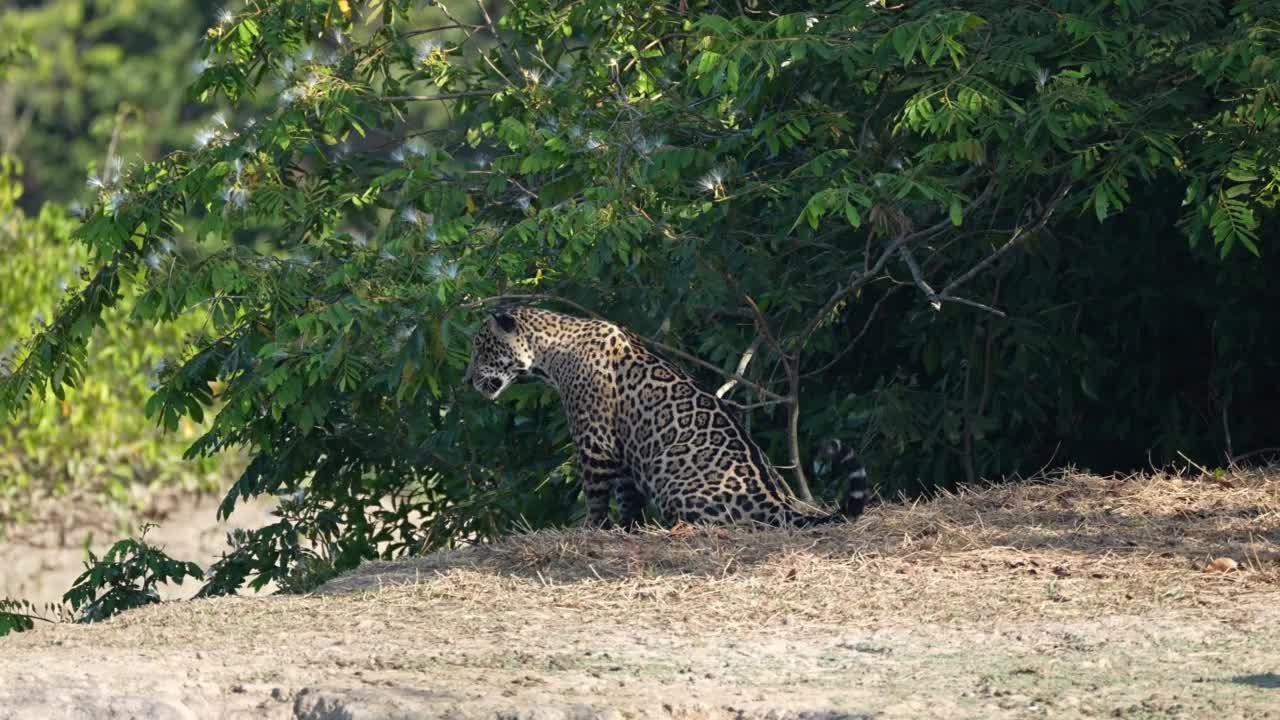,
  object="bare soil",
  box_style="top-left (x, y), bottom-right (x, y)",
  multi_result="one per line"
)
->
top-left (2, 467), bottom-right (1279, 719)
